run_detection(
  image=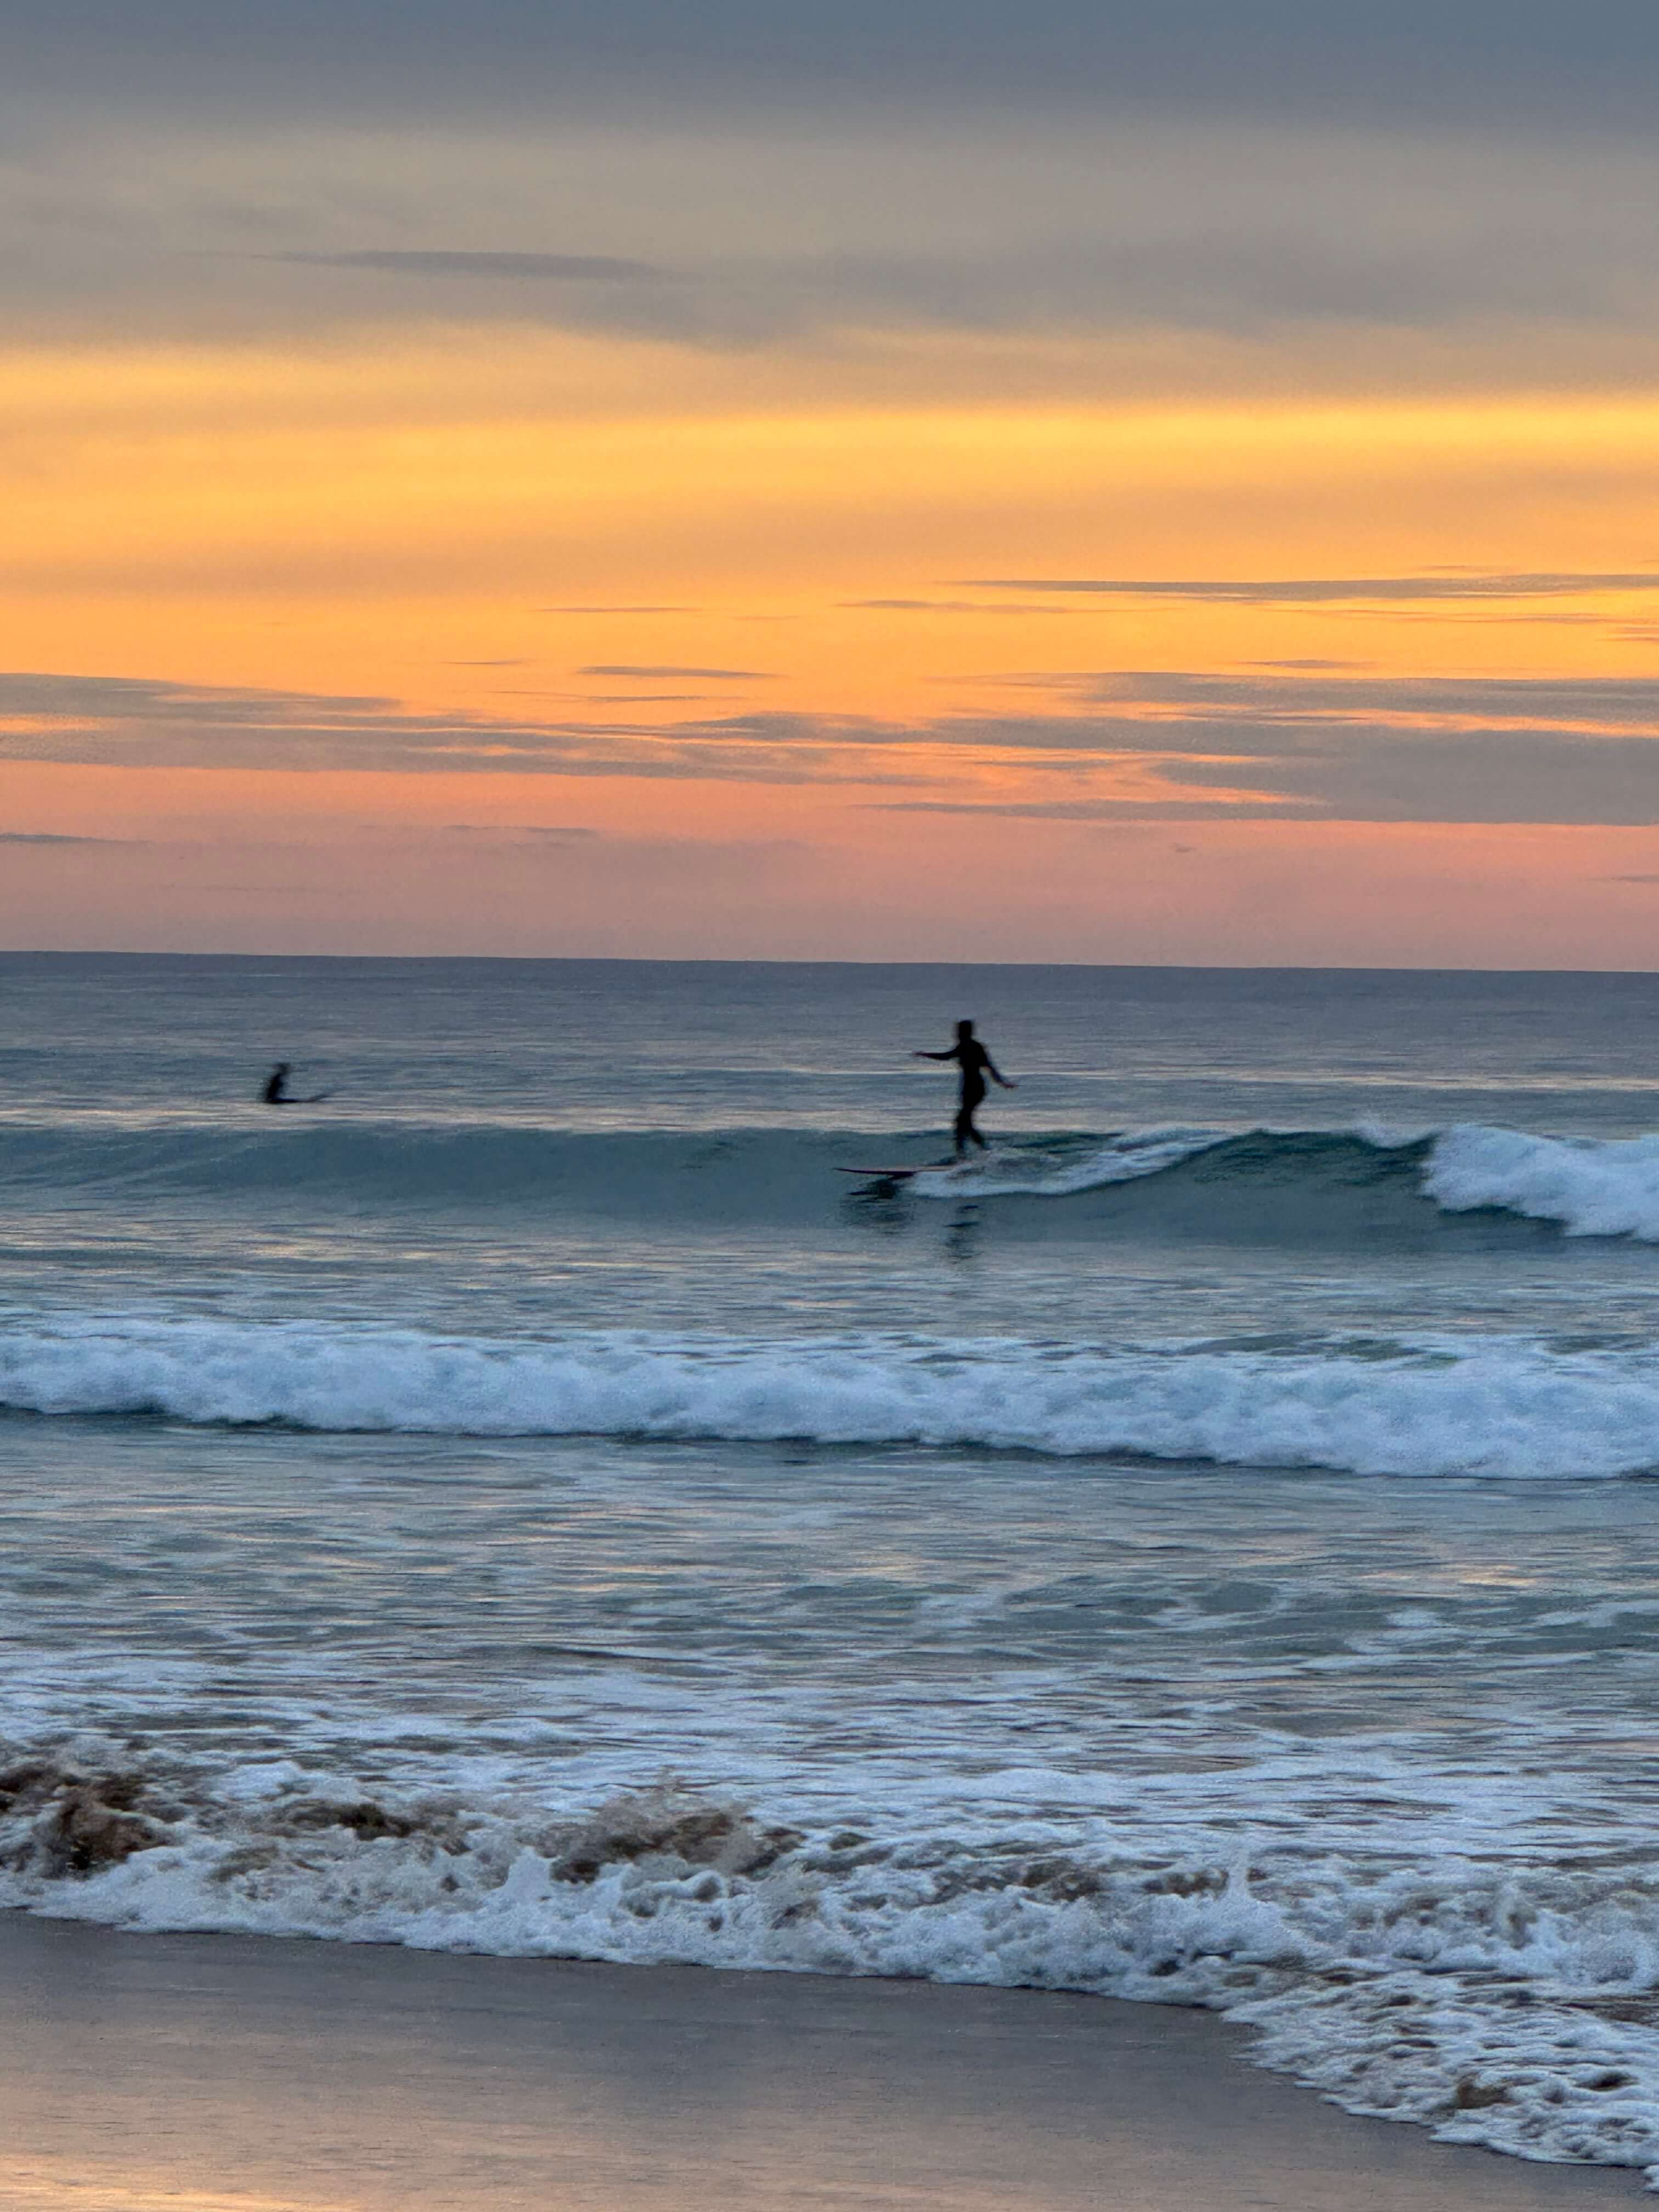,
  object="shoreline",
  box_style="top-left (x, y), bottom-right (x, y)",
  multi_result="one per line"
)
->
top-left (2, 1912), bottom-right (1644, 2211)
